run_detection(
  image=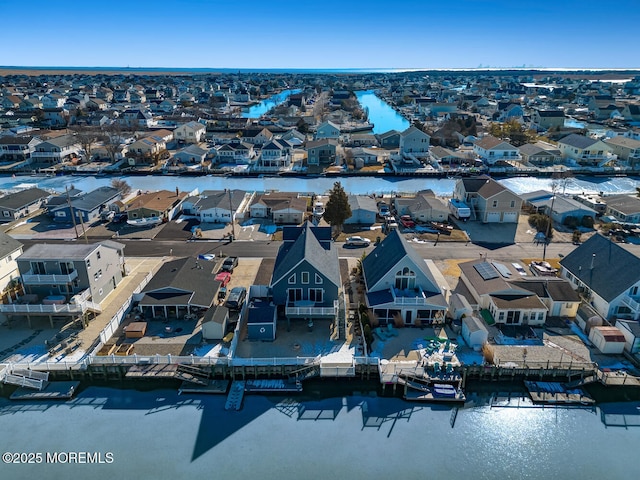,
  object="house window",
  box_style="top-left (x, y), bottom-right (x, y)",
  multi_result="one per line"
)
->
top-left (492, 200), bottom-right (498, 208)
top-left (395, 267), bottom-right (416, 290)
top-left (87, 259), bottom-right (91, 269)
top-left (510, 201), bottom-right (515, 208)
top-left (31, 262), bottom-right (46, 275)
top-left (96, 251), bottom-right (101, 260)
top-left (498, 312), bottom-right (505, 321)
top-left (301, 272), bottom-right (309, 284)
top-left (288, 273), bottom-right (296, 284)
top-left (315, 273), bottom-right (323, 284)
top-left (99, 288), bottom-right (103, 296)
top-left (288, 288), bottom-right (302, 302)
top-left (2, 211), bottom-right (9, 217)
top-left (631, 286), bottom-right (639, 296)
top-left (309, 288), bottom-right (323, 303)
